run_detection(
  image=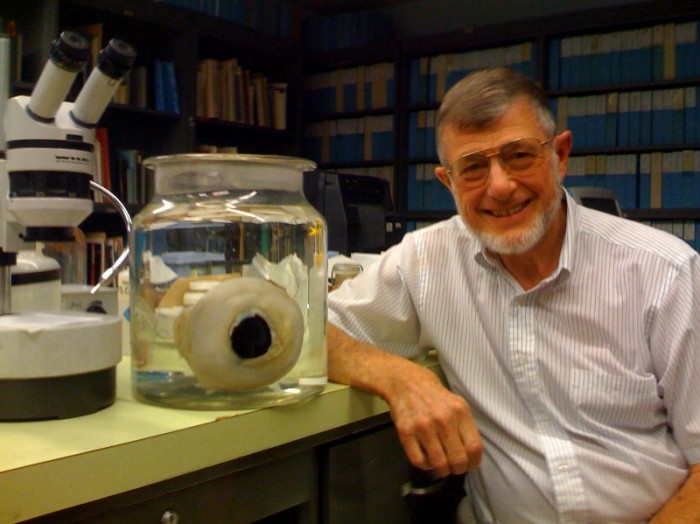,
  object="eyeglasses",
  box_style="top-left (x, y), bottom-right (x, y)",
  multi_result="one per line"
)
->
top-left (445, 137), bottom-right (552, 187)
